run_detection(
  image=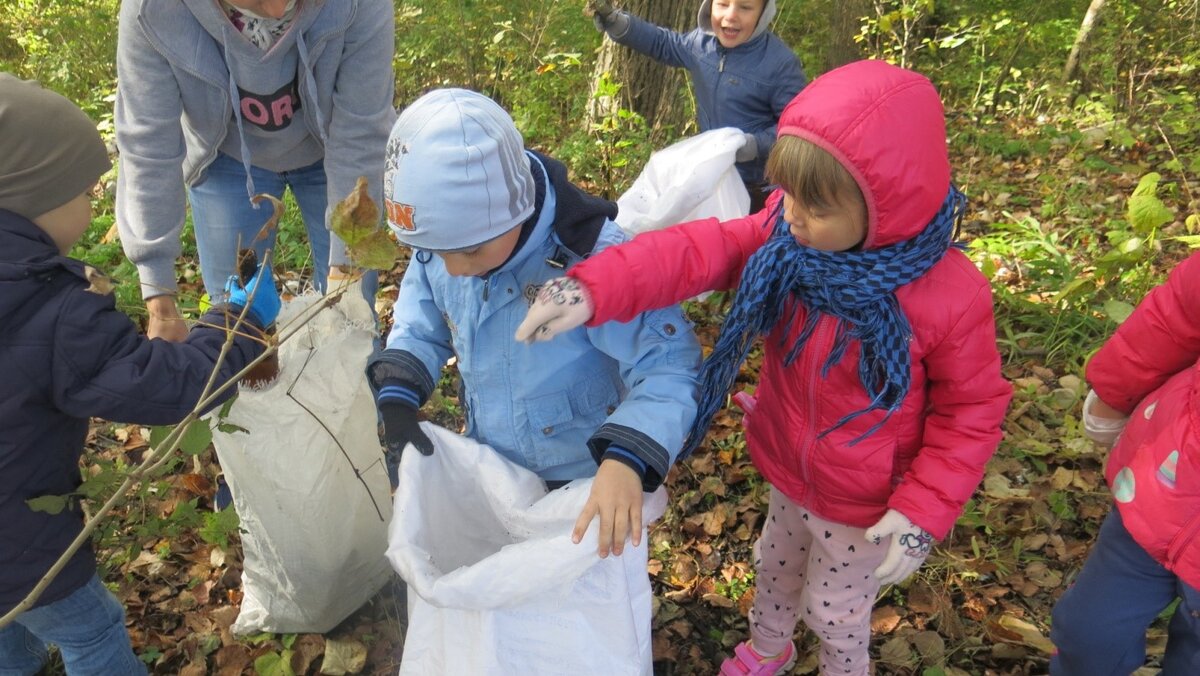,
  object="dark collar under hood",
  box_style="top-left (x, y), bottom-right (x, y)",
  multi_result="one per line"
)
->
top-left (528, 150), bottom-right (618, 258)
